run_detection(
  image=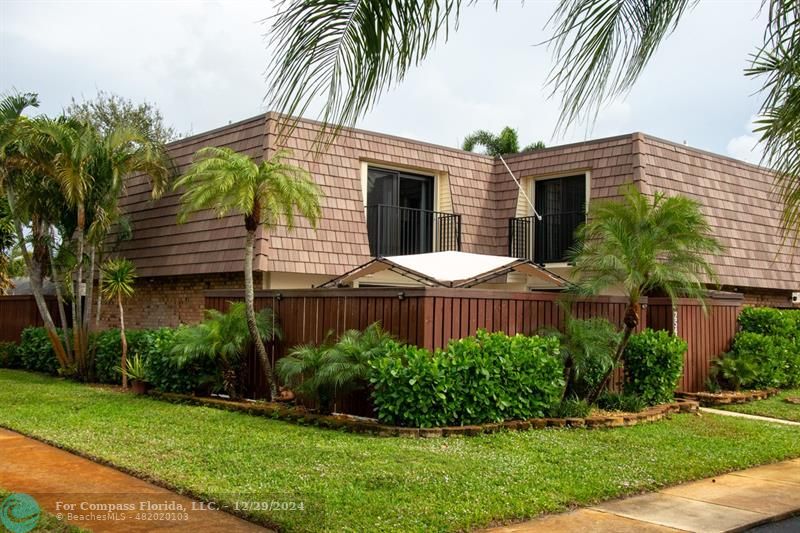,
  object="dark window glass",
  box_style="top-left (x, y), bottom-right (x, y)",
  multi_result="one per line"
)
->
top-left (534, 175), bottom-right (586, 263)
top-left (366, 167), bottom-right (435, 256)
